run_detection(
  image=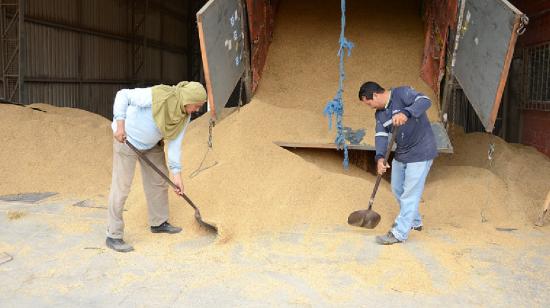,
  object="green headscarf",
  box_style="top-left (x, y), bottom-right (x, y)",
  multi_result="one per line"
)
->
top-left (151, 81), bottom-right (207, 140)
